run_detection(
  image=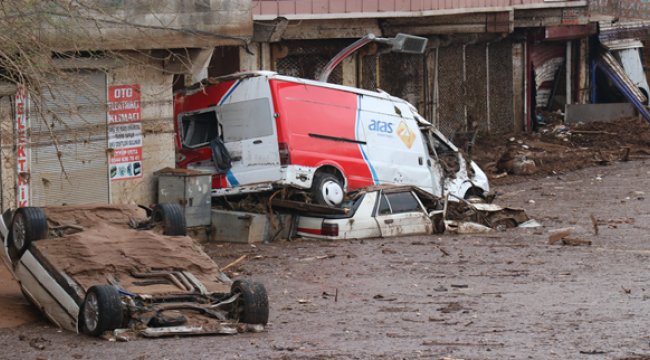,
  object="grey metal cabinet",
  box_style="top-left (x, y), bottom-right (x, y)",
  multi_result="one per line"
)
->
top-left (156, 169), bottom-right (211, 228)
